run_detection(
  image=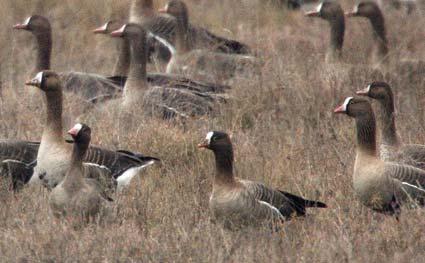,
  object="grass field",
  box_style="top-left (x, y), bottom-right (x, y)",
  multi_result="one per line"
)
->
top-left (0, 0), bottom-right (424, 261)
